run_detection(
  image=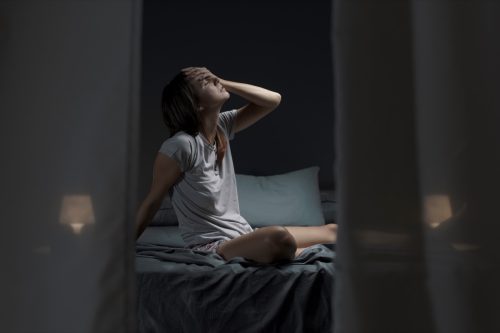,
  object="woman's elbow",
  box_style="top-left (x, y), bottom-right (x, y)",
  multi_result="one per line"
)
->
top-left (269, 93), bottom-right (281, 107)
